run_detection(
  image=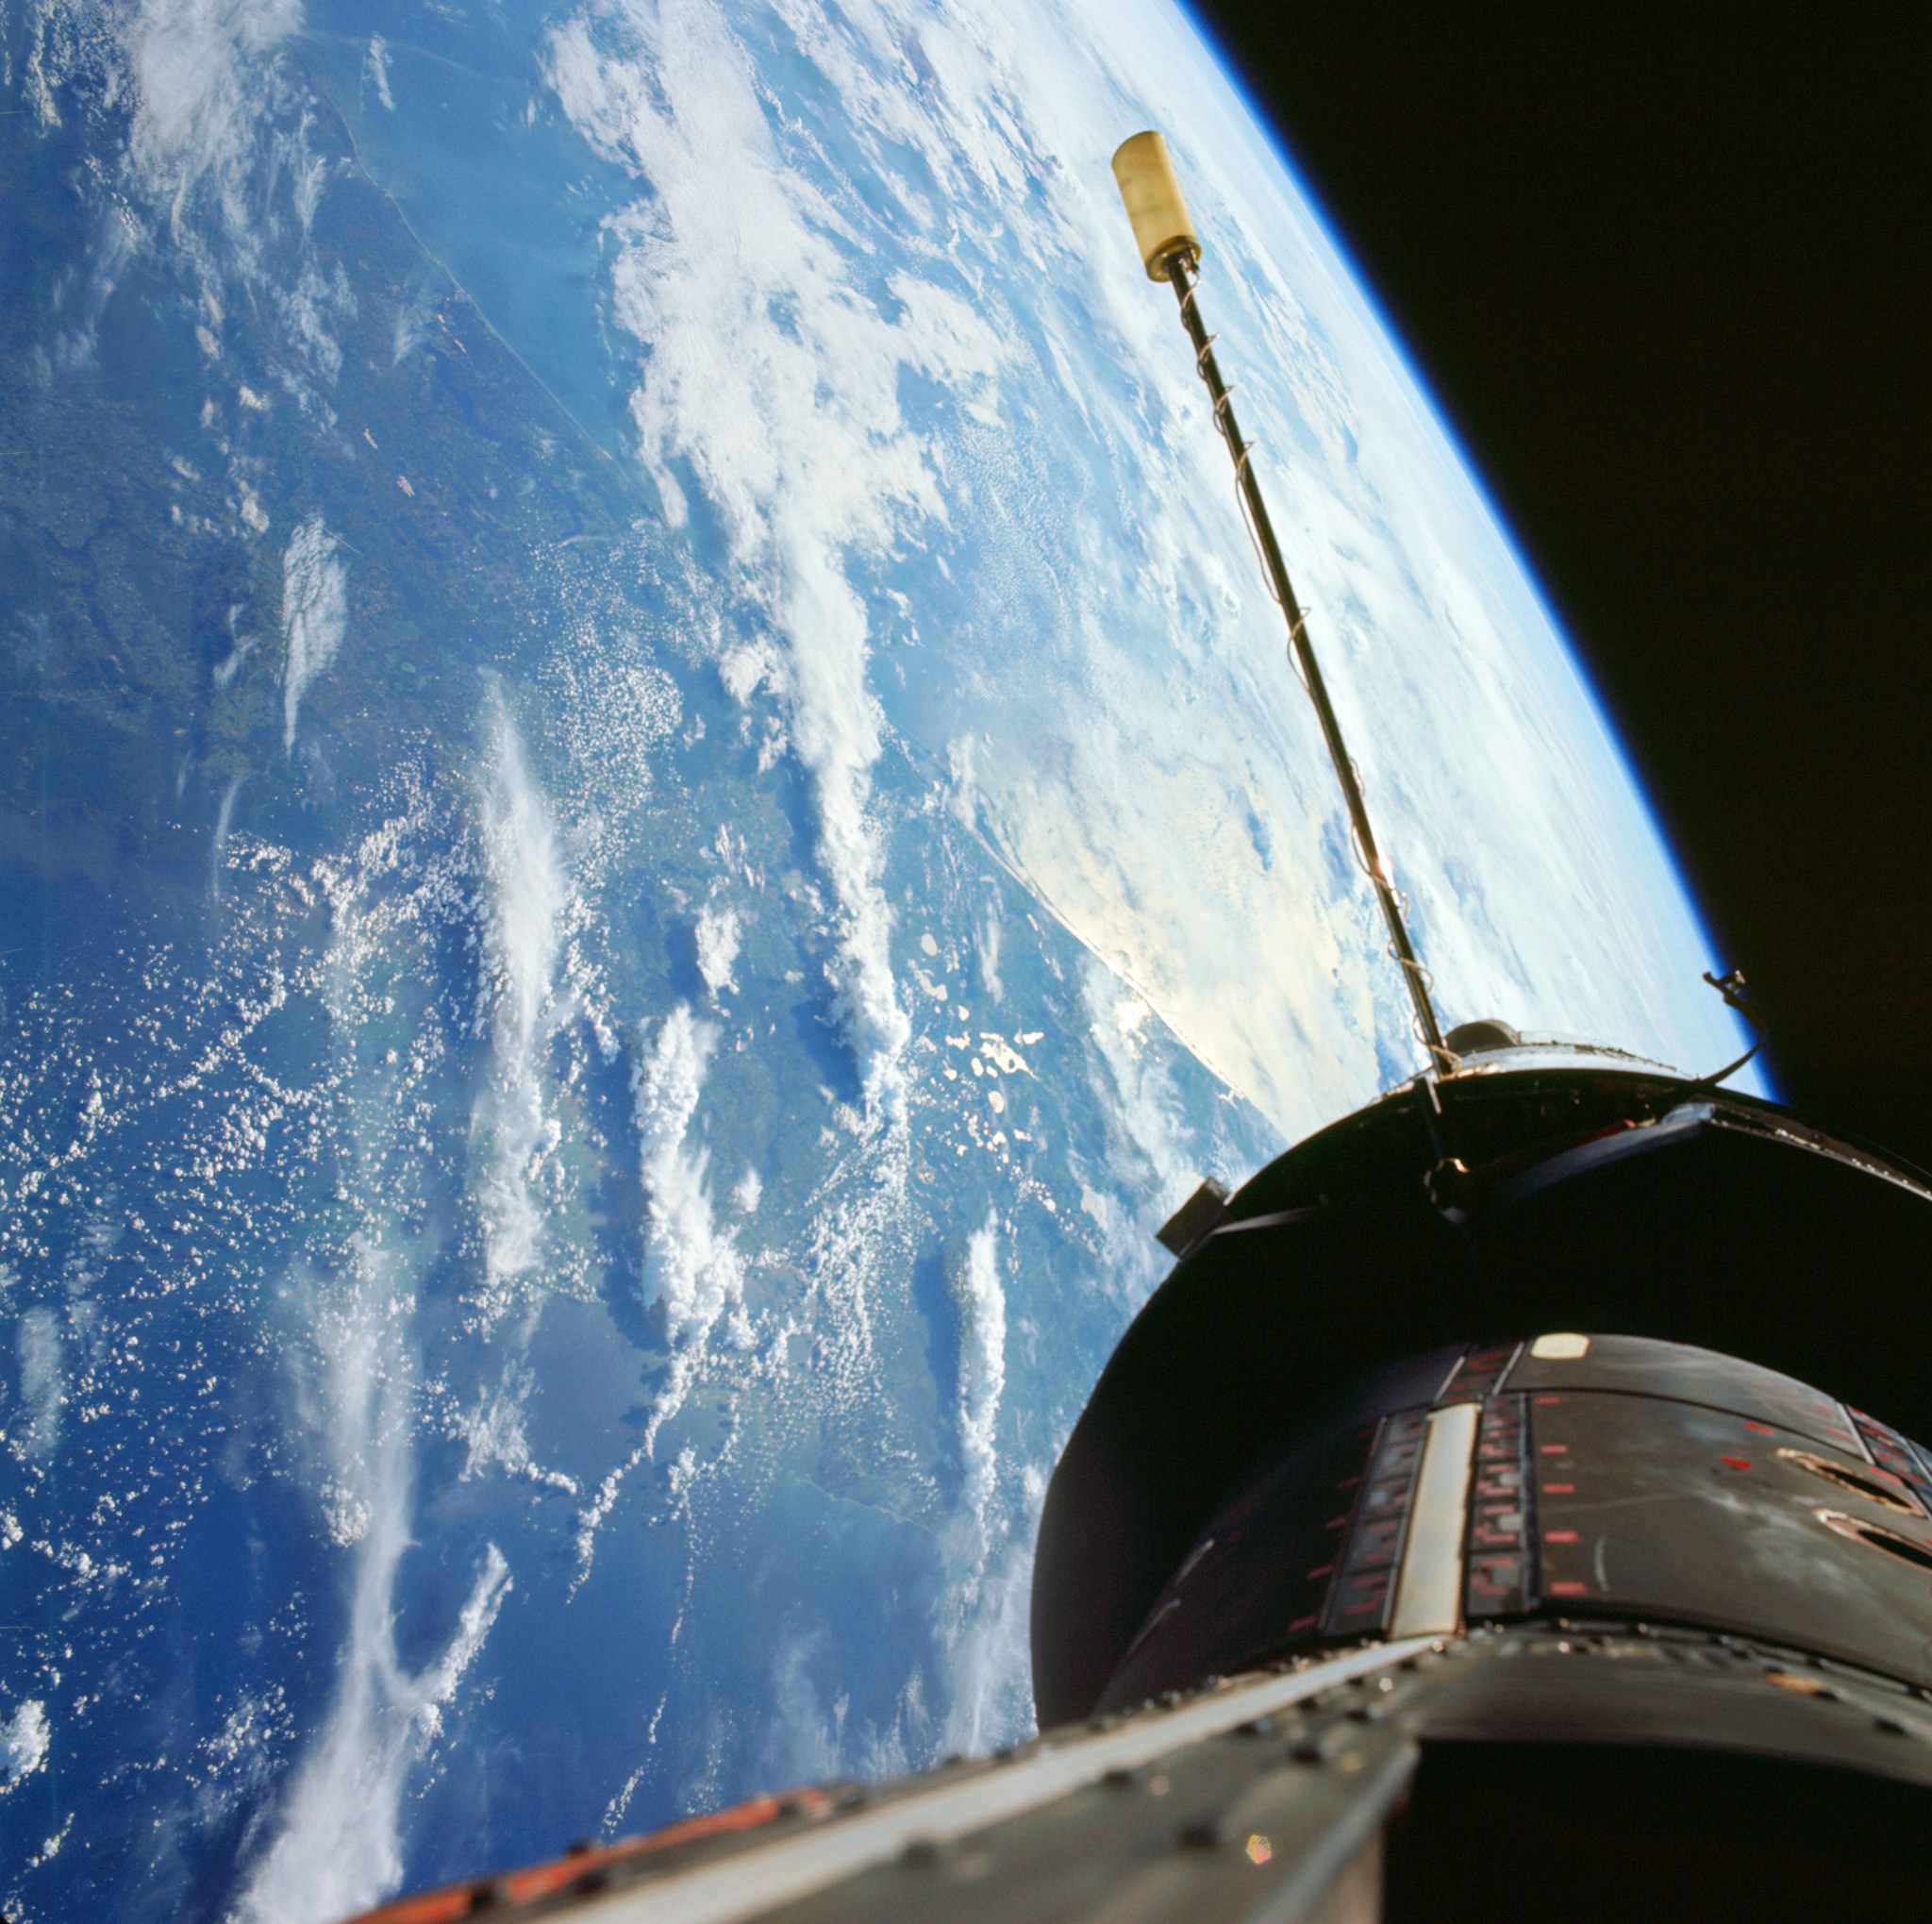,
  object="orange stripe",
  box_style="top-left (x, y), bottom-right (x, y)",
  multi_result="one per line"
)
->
top-left (343, 1786), bottom-right (836, 1922)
